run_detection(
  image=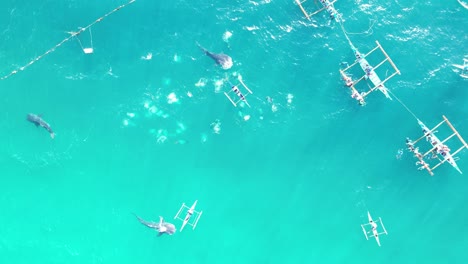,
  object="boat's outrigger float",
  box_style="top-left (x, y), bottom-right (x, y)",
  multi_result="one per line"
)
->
top-left (361, 211), bottom-right (387, 247)
top-left (295, 0), bottom-right (342, 22)
top-left (405, 115), bottom-right (468, 176)
top-left (340, 40), bottom-right (400, 106)
top-left (224, 75), bottom-right (253, 107)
